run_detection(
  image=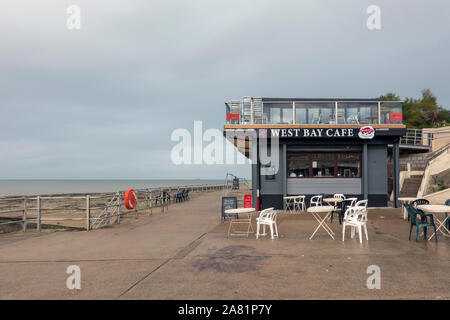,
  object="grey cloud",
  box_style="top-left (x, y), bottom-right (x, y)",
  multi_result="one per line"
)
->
top-left (0, 0), bottom-right (449, 178)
